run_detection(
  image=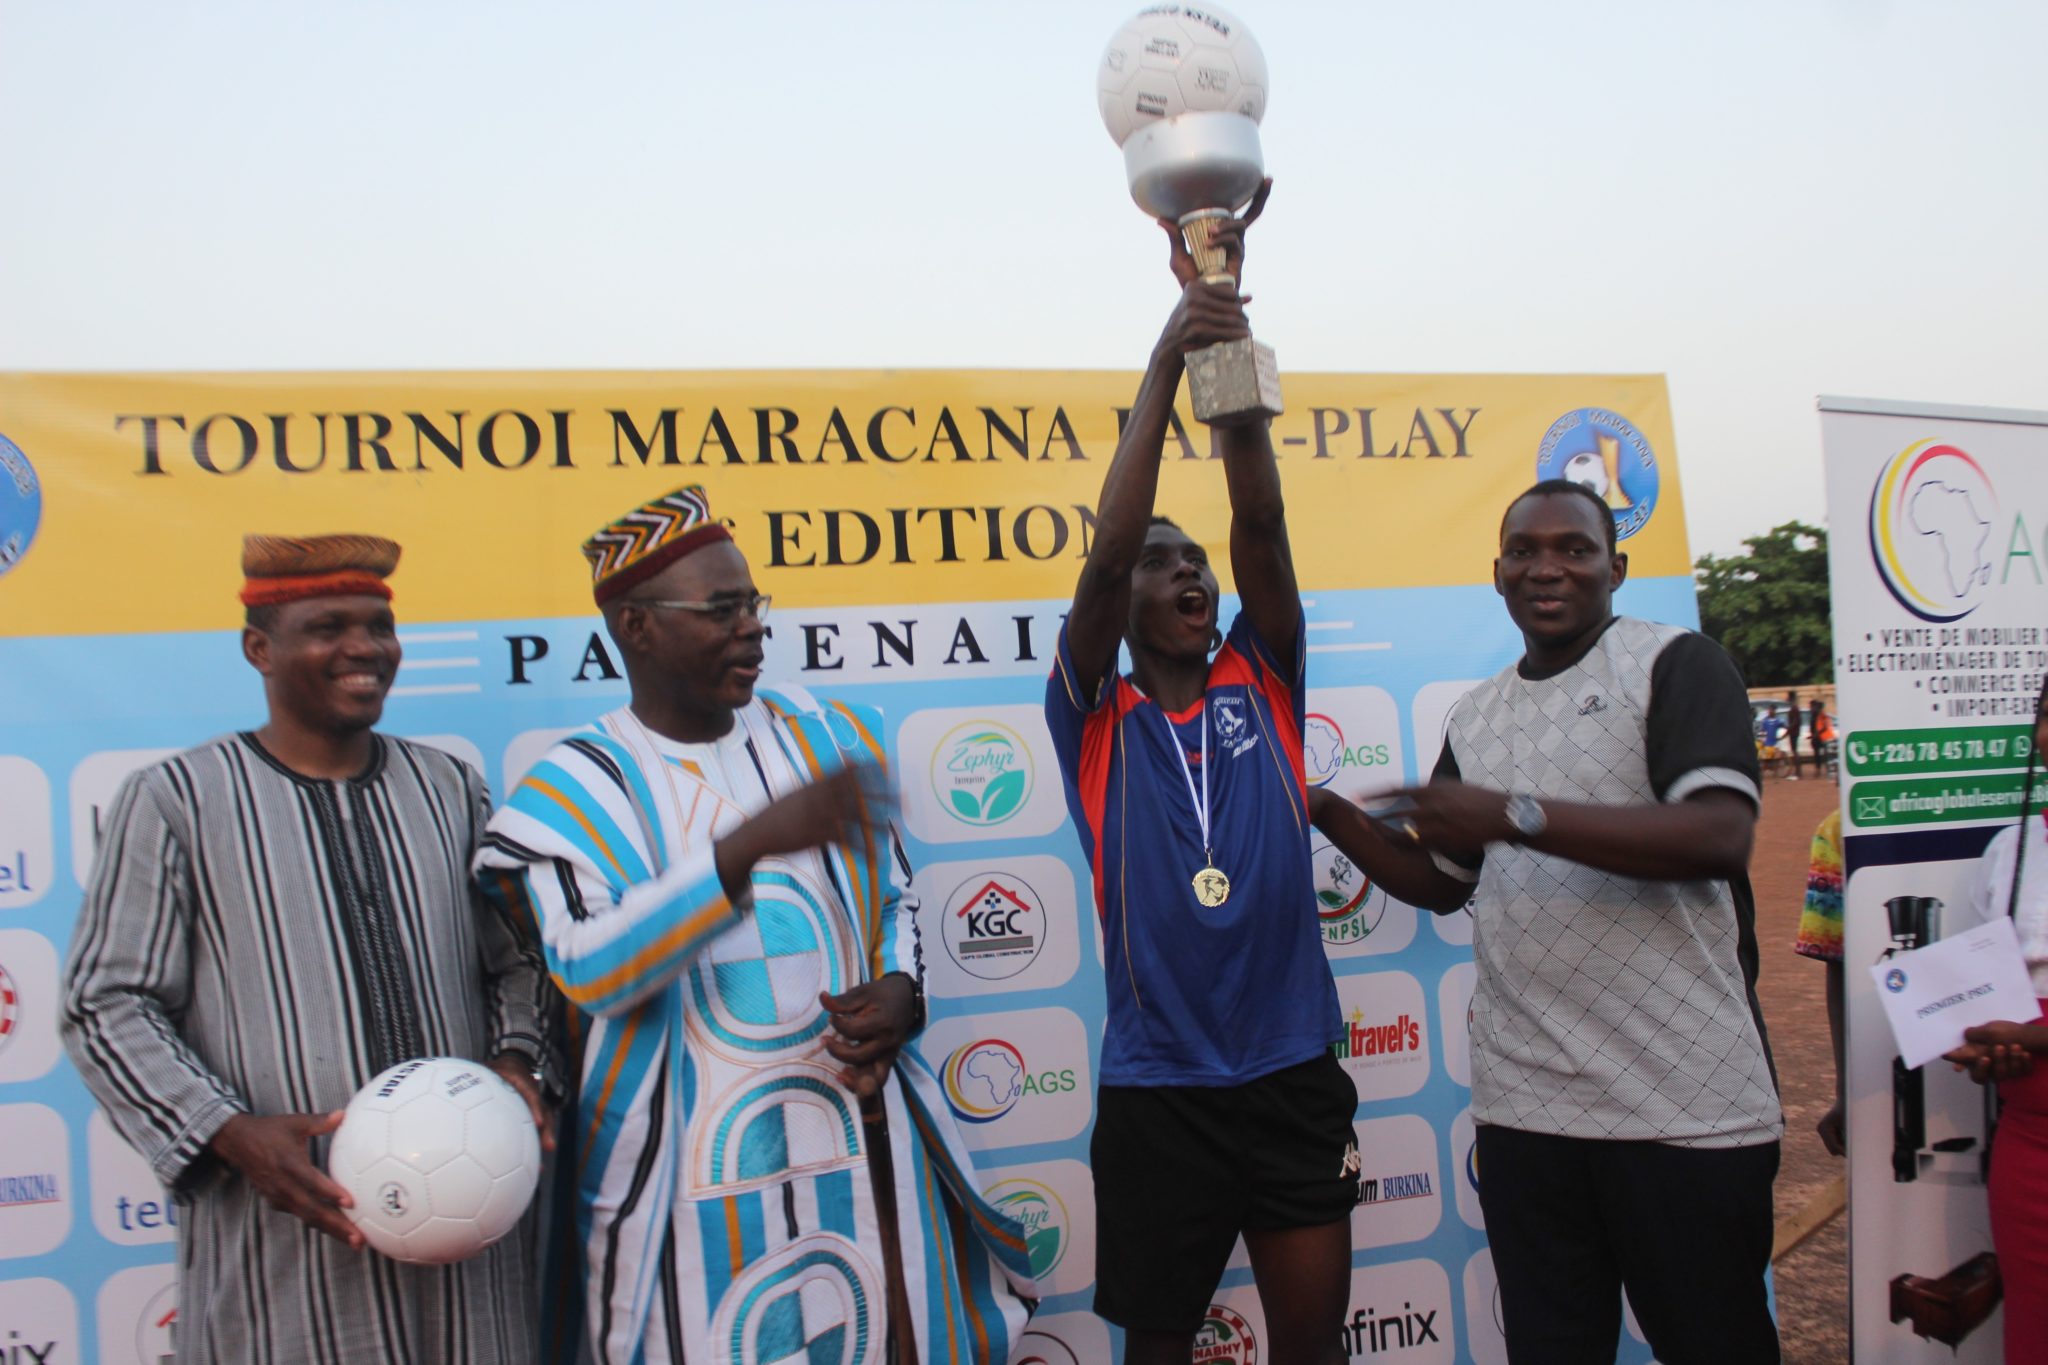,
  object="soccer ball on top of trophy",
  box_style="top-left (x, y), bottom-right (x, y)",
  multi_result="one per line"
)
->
top-left (1097, 4), bottom-right (1280, 425)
